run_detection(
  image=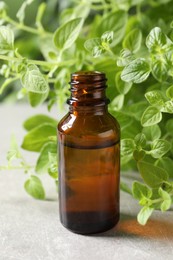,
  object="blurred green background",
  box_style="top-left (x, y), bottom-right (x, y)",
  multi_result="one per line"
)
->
top-left (0, 0), bottom-right (69, 102)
